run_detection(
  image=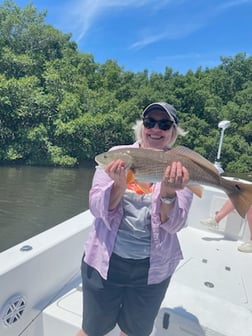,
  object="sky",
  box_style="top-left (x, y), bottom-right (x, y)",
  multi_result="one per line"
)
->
top-left (2, 0), bottom-right (252, 74)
